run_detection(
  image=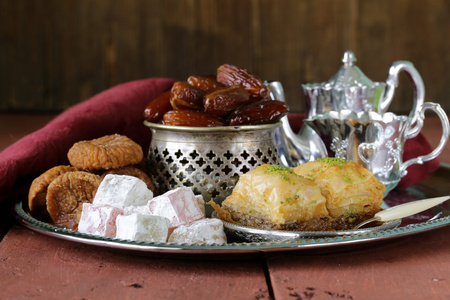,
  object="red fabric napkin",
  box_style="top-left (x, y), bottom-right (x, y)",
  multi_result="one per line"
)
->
top-left (0, 79), bottom-right (440, 205)
top-left (0, 78), bottom-right (176, 204)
